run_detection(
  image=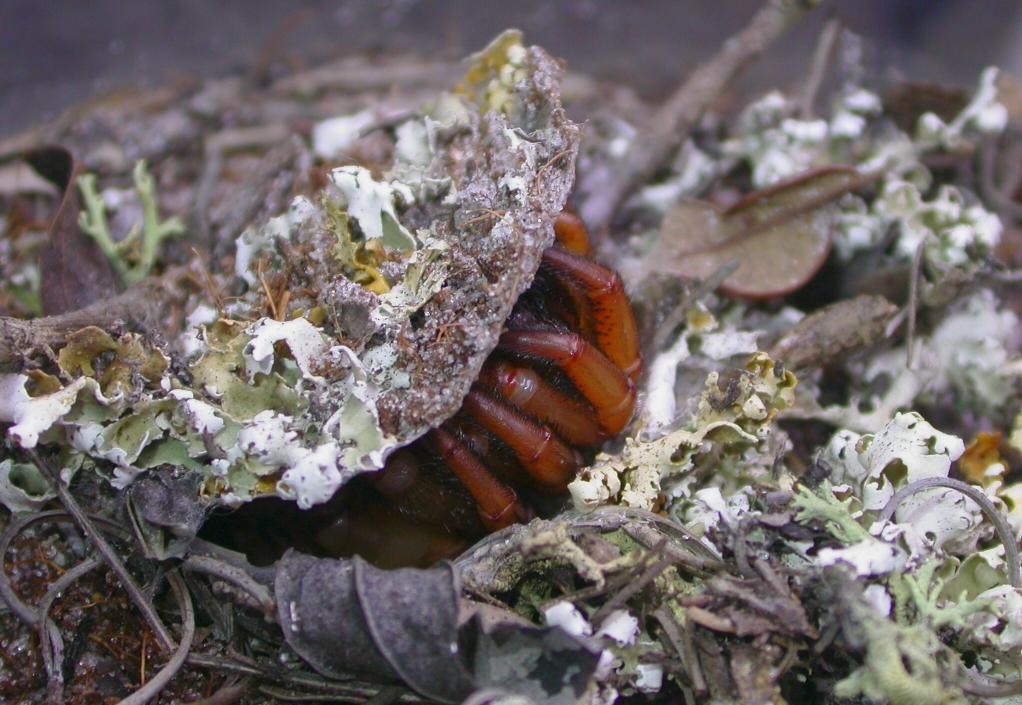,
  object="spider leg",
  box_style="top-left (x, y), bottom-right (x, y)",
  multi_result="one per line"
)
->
top-left (477, 359), bottom-right (608, 447)
top-left (498, 330), bottom-right (636, 436)
top-left (462, 389), bottom-right (584, 488)
top-left (553, 211), bottom-right (592, 256)
top-left (540, 246), bottom-right (642, 381)
top-left (369, 448), bottom-right (481, 533)
top-left (428, 426), bottom-right (532, 531)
